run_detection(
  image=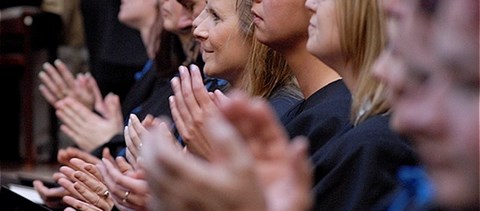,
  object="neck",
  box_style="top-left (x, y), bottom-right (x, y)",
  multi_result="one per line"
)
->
top-left (282, 41), bottom-right (341, 98)
top-left (177, 32), bottom-right (194, 58)
top-left (139, 16), bottom-right (157, 59)
top-left (326, 60), bottom-right (356, 93)
top-left (228, 69), bottom-right (248, 91)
